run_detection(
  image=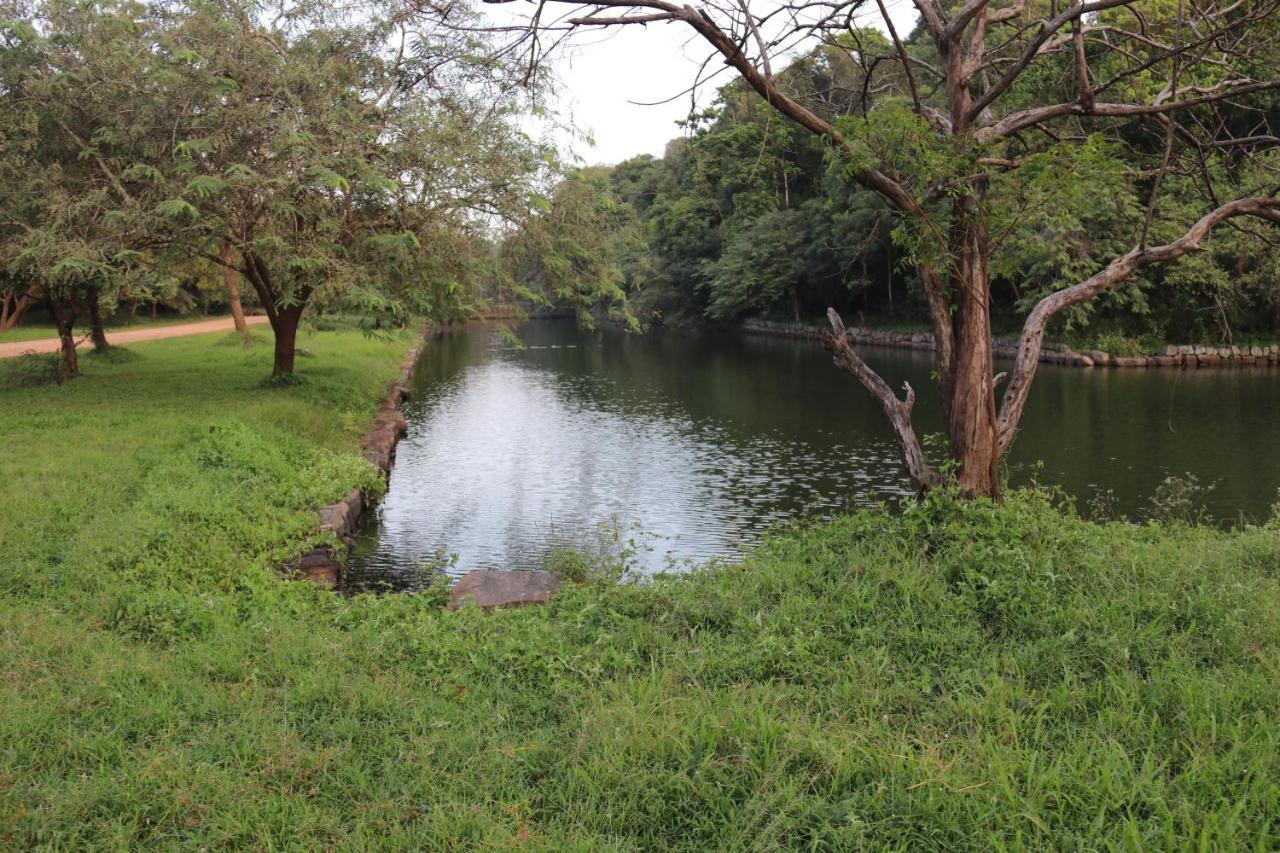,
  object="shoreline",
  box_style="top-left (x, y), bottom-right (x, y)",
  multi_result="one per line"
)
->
top-left (741, 318), bottom-right (1280, 368)
top-left (292, 326), bottom-right (443, 587)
